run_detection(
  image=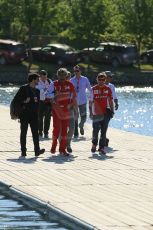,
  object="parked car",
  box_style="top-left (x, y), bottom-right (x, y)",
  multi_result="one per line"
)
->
top-left (29, 43), bottom-right (83, 65)
top-left (80, 47), bottom-right (95, 60)
top-left (140, 49), bottom-right (153, 63)
top-left (0, 39), bottom-right (27, 65)
top-left (88, 42), bottom-right (138, 67)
